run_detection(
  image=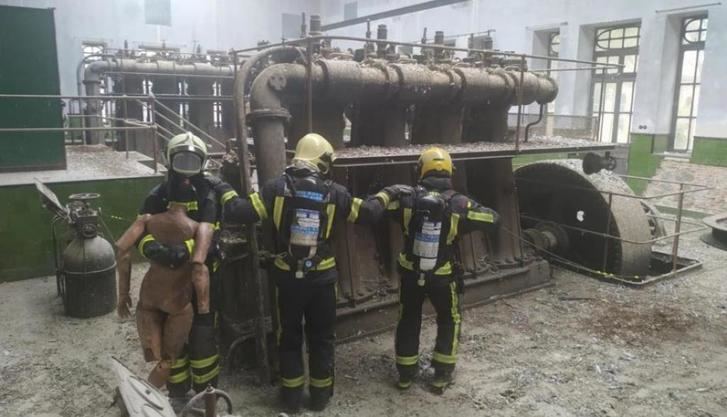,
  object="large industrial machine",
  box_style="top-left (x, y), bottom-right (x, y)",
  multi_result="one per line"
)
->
top-left (213, 16), bottom-right (642, 368)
